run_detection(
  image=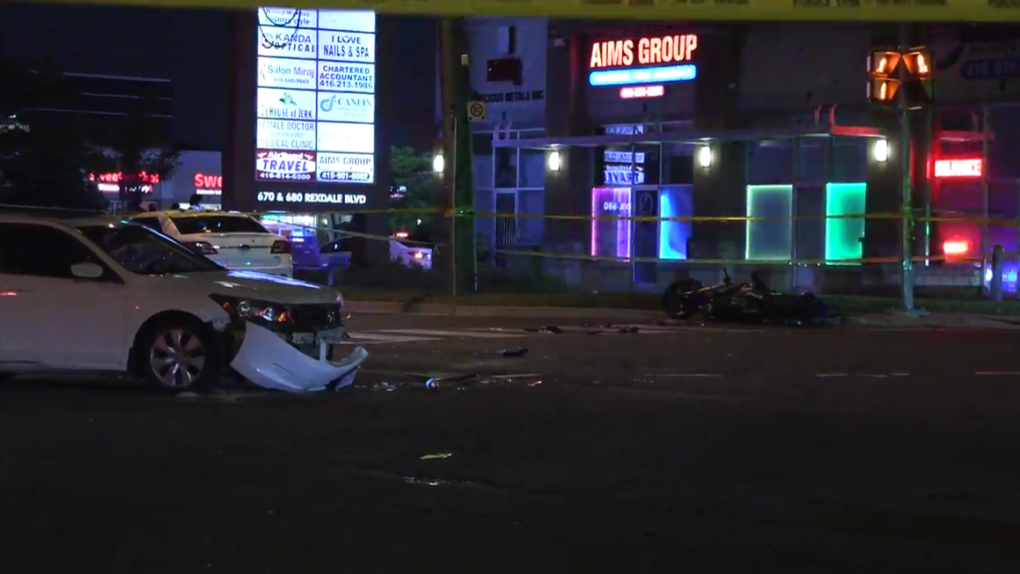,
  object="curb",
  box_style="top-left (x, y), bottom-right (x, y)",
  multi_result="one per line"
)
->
top-left (345, 300), bottom-right (663, 320)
